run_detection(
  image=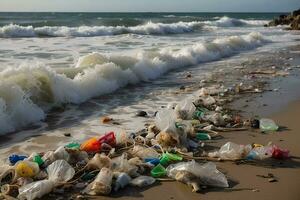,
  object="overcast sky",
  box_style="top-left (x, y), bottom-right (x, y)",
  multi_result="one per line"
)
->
top-left (0, 0), bottom-right (299, 12)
